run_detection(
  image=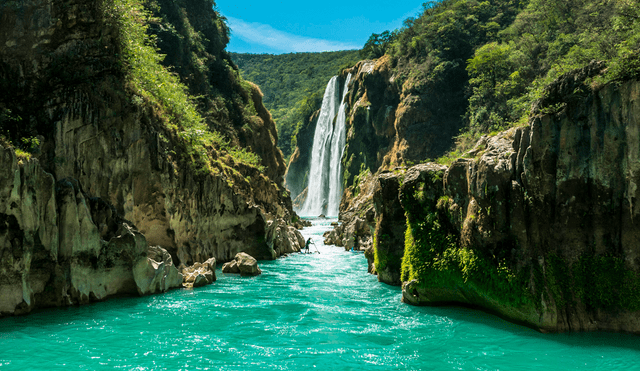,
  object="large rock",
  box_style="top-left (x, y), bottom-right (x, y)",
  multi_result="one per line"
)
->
top-left (265, 219), bottom-right (305, 257)
top-left (236, 253), bottom-right (262, 276)
top-left (221, 259), bottom-right (240, 274)
top-left (134, 246), bottom-right (183, 295)
top-left (222, 252), bottom-right (262, 276)
top-left (181, 258), bottom-right (216, 288)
